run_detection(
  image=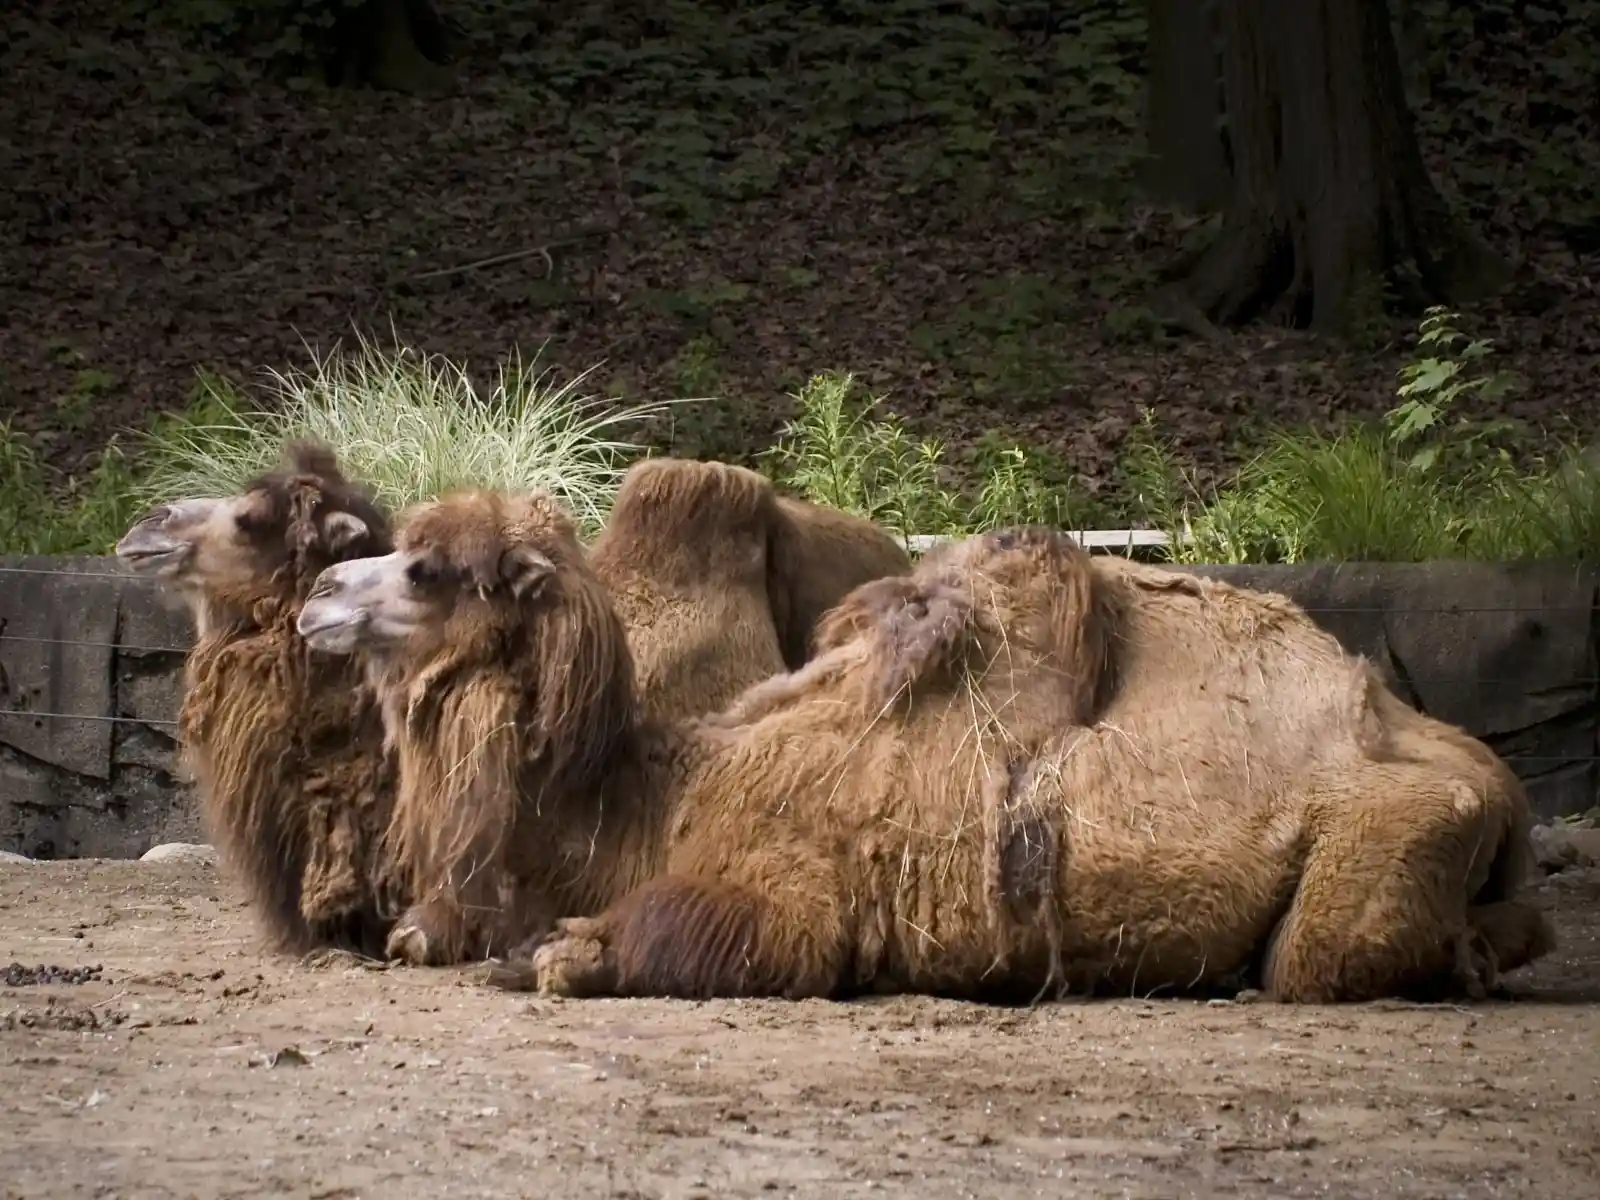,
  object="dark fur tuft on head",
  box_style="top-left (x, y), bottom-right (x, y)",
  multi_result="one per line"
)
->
top-left (282, 438), bottom-right (346, 482)
top-left (237, 439), bottom-right (392, 576)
